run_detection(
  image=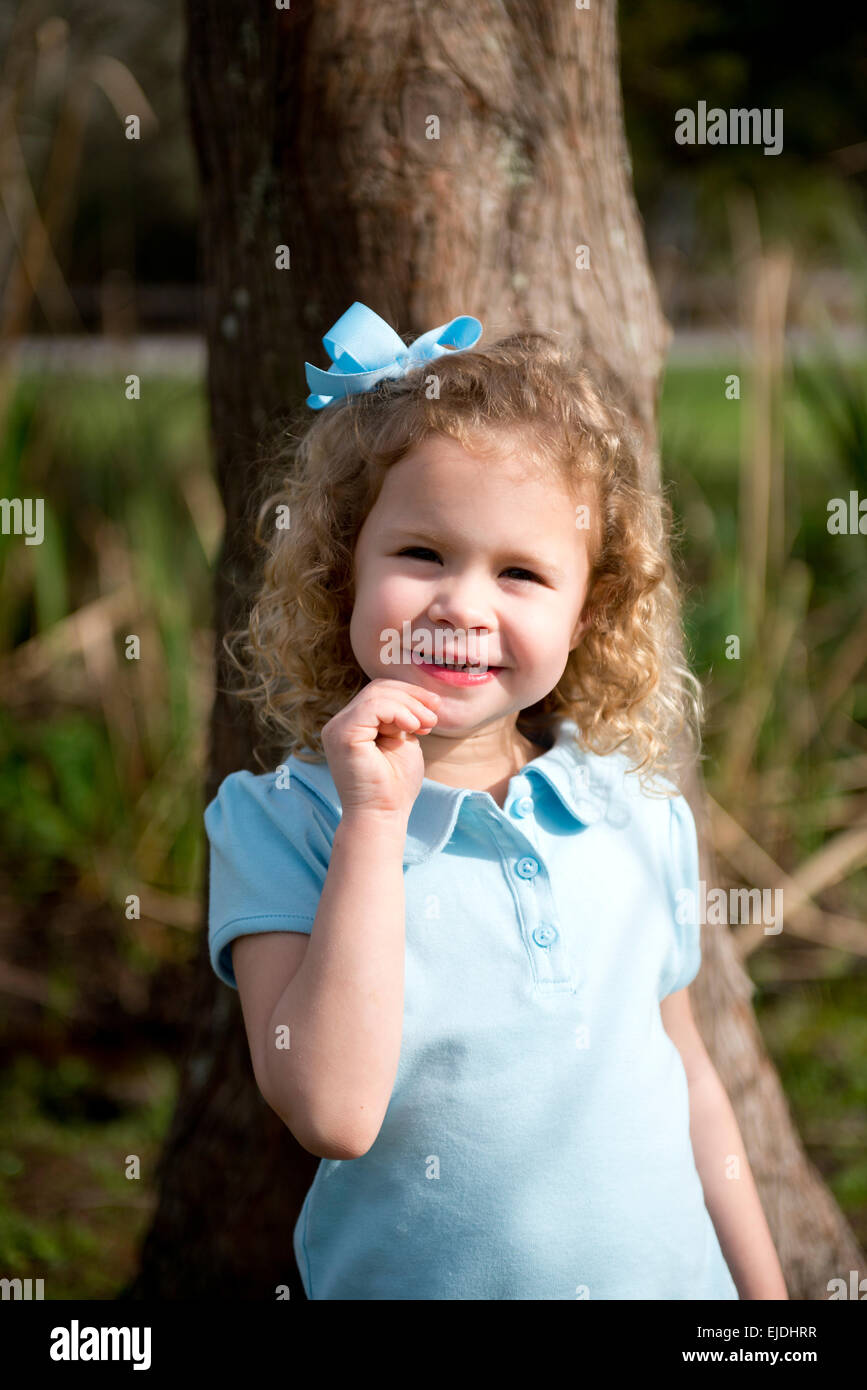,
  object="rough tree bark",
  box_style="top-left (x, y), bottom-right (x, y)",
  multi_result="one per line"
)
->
top-left (123, 0), bottom-right (862, 1299)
